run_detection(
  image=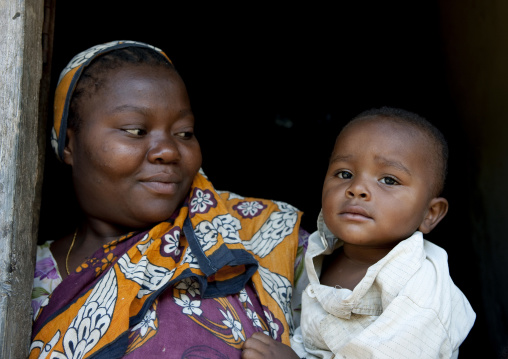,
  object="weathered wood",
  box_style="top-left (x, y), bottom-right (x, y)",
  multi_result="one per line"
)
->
top-left (0, 0), bottom-right (44, 357)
